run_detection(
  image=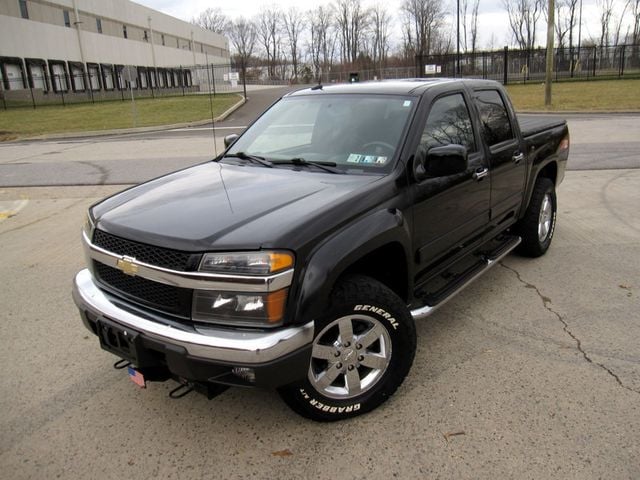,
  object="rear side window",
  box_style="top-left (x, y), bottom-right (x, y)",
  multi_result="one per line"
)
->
top-left (474, 90), bottom-right (514, 146)
top-left (420, 93), bottom-right (476, 153)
